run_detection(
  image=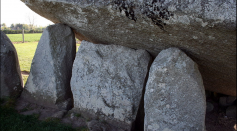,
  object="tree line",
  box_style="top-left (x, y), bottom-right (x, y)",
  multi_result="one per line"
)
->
top-left (1, 23), bottom-right (49, 34)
